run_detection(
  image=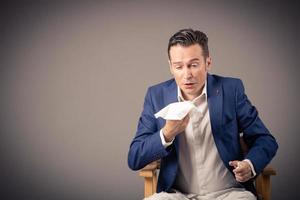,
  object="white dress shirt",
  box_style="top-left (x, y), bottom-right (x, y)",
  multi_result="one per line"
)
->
top-left (159, 83), bottom-right (256, 196)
